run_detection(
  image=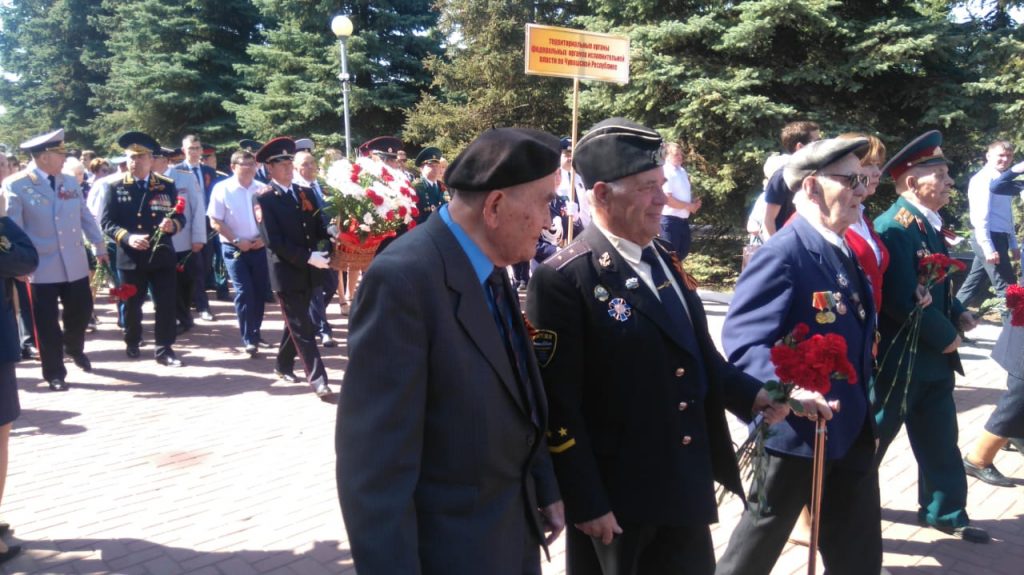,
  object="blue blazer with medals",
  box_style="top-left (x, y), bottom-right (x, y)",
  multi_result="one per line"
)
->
top-left (724, 215), bottom-right (877, 468)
